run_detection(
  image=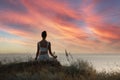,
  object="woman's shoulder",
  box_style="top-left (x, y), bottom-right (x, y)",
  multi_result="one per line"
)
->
top-left (46, 41), bottom-right (51, 46)
top-left (37, 41), bottom-right (41, 45)
top-left (46, 40), bottom-right (50, 43)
